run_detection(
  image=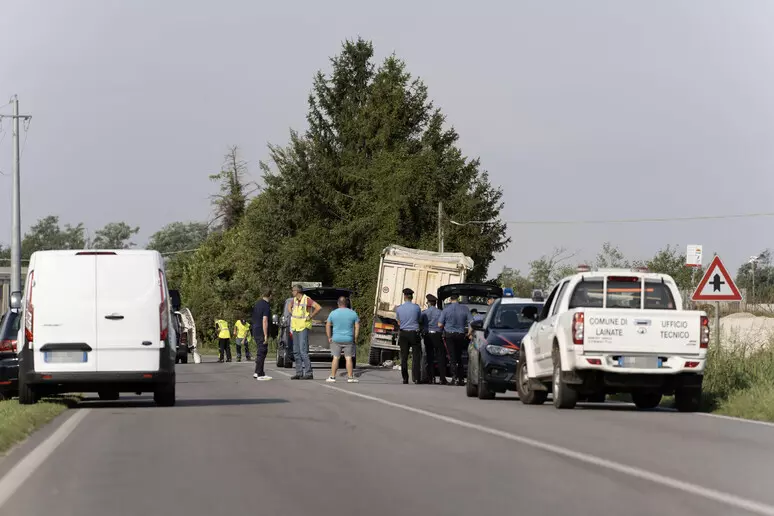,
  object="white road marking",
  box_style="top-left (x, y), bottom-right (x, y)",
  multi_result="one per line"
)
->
top-left (320, 383), bottom-right (774, 516)
top-left (0, 408), bottom-right (90, 509)
top-left (696, 412), bottom-right (774, 428)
